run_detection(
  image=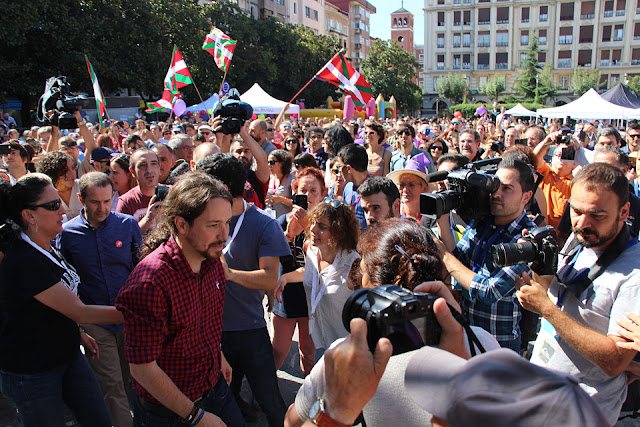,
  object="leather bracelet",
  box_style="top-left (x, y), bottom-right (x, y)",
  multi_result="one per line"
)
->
top-left (182, 404), bottom-right (200, 424)
top-left (191, 408), bottom-right (205, 426)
